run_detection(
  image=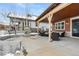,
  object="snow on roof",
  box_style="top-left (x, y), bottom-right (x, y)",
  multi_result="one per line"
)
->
top-left (9, 14), bottom-right (38, 20)
top-left (28, 16), bottom-right (37, 20)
